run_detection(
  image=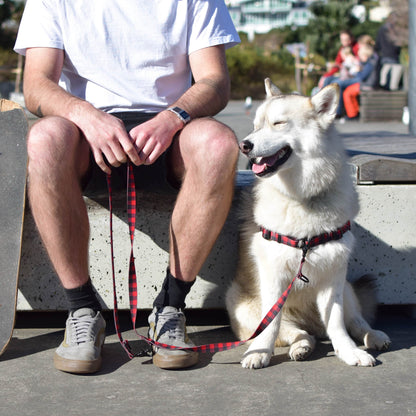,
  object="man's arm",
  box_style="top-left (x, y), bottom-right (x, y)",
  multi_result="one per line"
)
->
top-left (23, 47), bottom-right (141, 174)
top-left (174, 44), bottom-right (230, 118)
top-left (129, 44), bottom-right (231, 165)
